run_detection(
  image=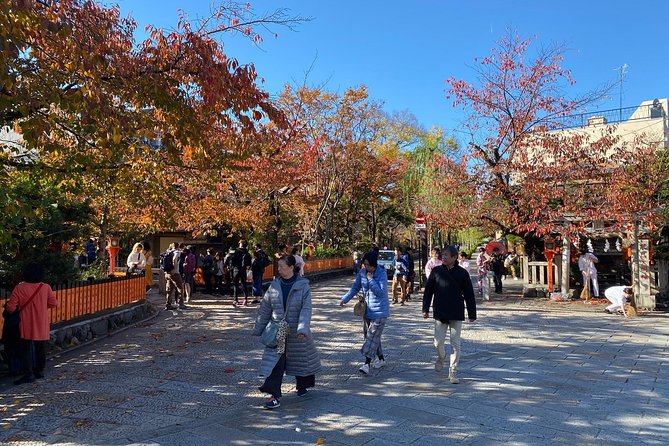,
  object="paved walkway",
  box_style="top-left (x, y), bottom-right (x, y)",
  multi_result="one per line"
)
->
top-left (0, 275), bottom-right (667, 445)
